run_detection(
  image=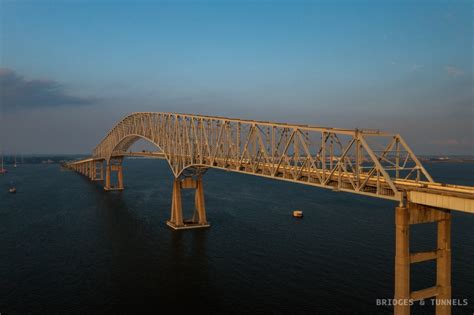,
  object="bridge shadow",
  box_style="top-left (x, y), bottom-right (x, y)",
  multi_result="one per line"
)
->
top-left (82, 177), bottom-right (220, 311)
